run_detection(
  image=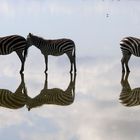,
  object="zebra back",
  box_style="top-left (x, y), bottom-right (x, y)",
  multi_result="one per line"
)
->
top-left (0, 35), bottom-right (27, 55)
top-left (120, 37), bottom-right (140, 56)
top-left (0, 89), bottom-right (26, 109)
top-left (27, 33), bottom-right (75, 56)
top-left (120, 88), bottom-right (140, 107)
top-left (0, 73), bottom-right (27, 109)
top-left (119, 73), bottom-right (140, 107)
